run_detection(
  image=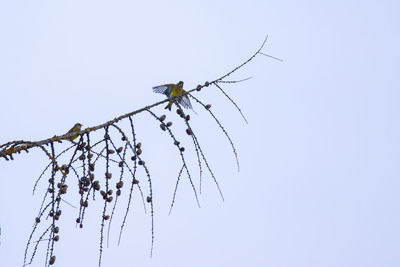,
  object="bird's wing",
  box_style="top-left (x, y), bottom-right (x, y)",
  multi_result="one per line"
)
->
top-left (179, 95), bottom-right (193, 109)
top-left (152, 84), bottom-right (173, 97)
